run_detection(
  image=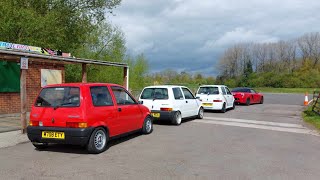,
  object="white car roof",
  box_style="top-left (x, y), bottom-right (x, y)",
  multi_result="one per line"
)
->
top-left (143, 85), bottom-right (187, 89)
top-left (199, 85), bottom-right (227, 88)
